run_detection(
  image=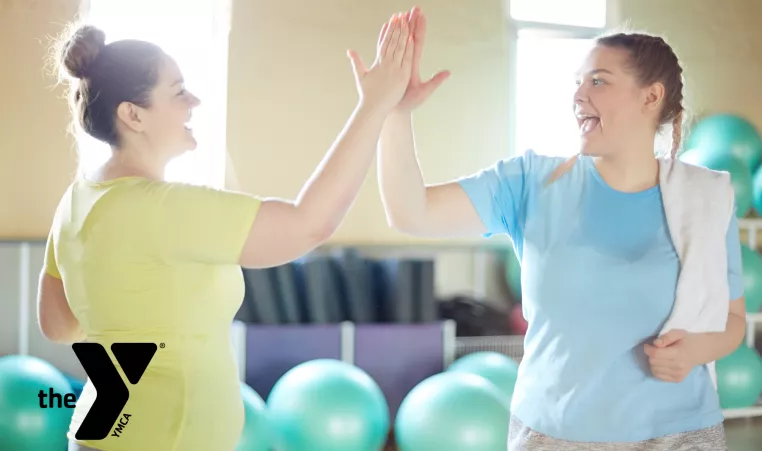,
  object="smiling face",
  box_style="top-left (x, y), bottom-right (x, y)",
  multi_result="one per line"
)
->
top-left (573, 45), bottom-right (664, 157)
top-left (136, 55), bottom-right (201, 157)
top-left (111, 53), bottom-right (201, 162)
